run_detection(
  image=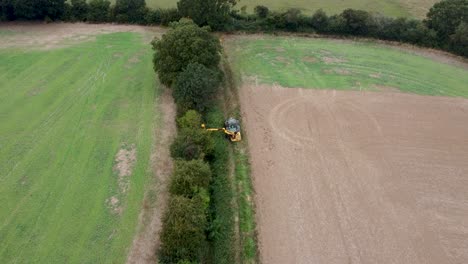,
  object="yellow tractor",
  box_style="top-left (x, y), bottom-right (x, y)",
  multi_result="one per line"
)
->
top-left (201, 117), bottom-right (242, 142)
